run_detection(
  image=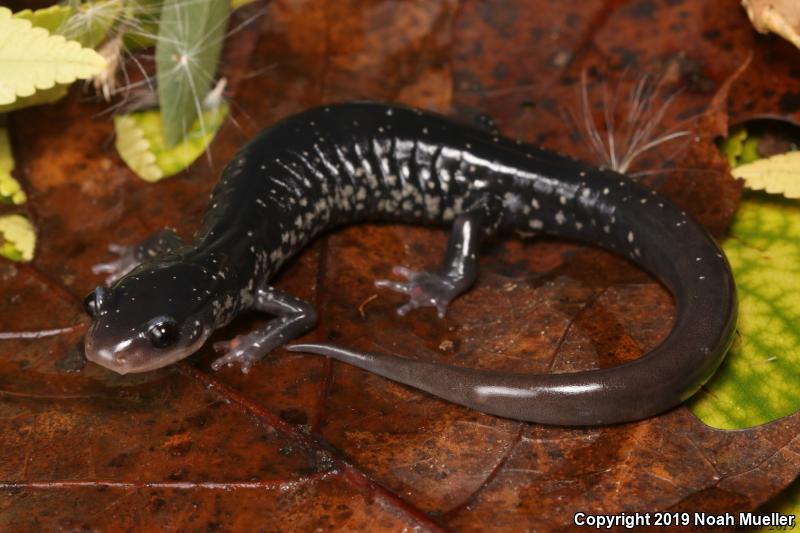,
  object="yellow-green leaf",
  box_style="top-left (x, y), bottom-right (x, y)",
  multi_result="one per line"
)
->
top-left (13, 4), bottom-right (73, 33)
top-left (733, 151), bottom-right (800, 199)
top-left (0, 84), bottom-right (70, 114)
top-left (16, 1), bottom-right (121, 49)
top-left (121, 0), bottom-right (162, 50)
top-left (0, 128), bottom-right (25, 204)
top-left (155, 0), bottom-right (229, 147)
top-left (0, 214), bottom-right (35, 262)
top-left (688, 192), bottom-right (800, 428)
top-left (231, 0), bottom-right (258, 8)
top-left (114, 104), bottom-right (228, 182)
top-left (4, 4), bottom-right (80, 112)
top-left (57, 1), bottom-right (122, 49)
top-left (0, 6), bottom-right (107, 106)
